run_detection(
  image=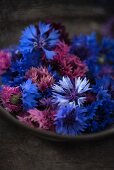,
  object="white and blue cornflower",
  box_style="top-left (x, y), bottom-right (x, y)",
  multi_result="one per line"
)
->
top-left (19, 21), bottom-right (60, 59)
top-left (52, 76), bottom-right (91, 107)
